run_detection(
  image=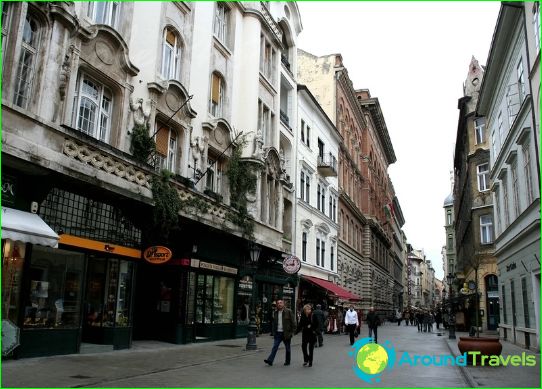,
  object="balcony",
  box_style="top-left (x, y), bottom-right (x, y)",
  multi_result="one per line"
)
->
top-left (317, 153), bottom-right (338, 177)
top-left (280, 109), bottom-right (290, 127)
top-left (281, 54), bottom-right (291, 71)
